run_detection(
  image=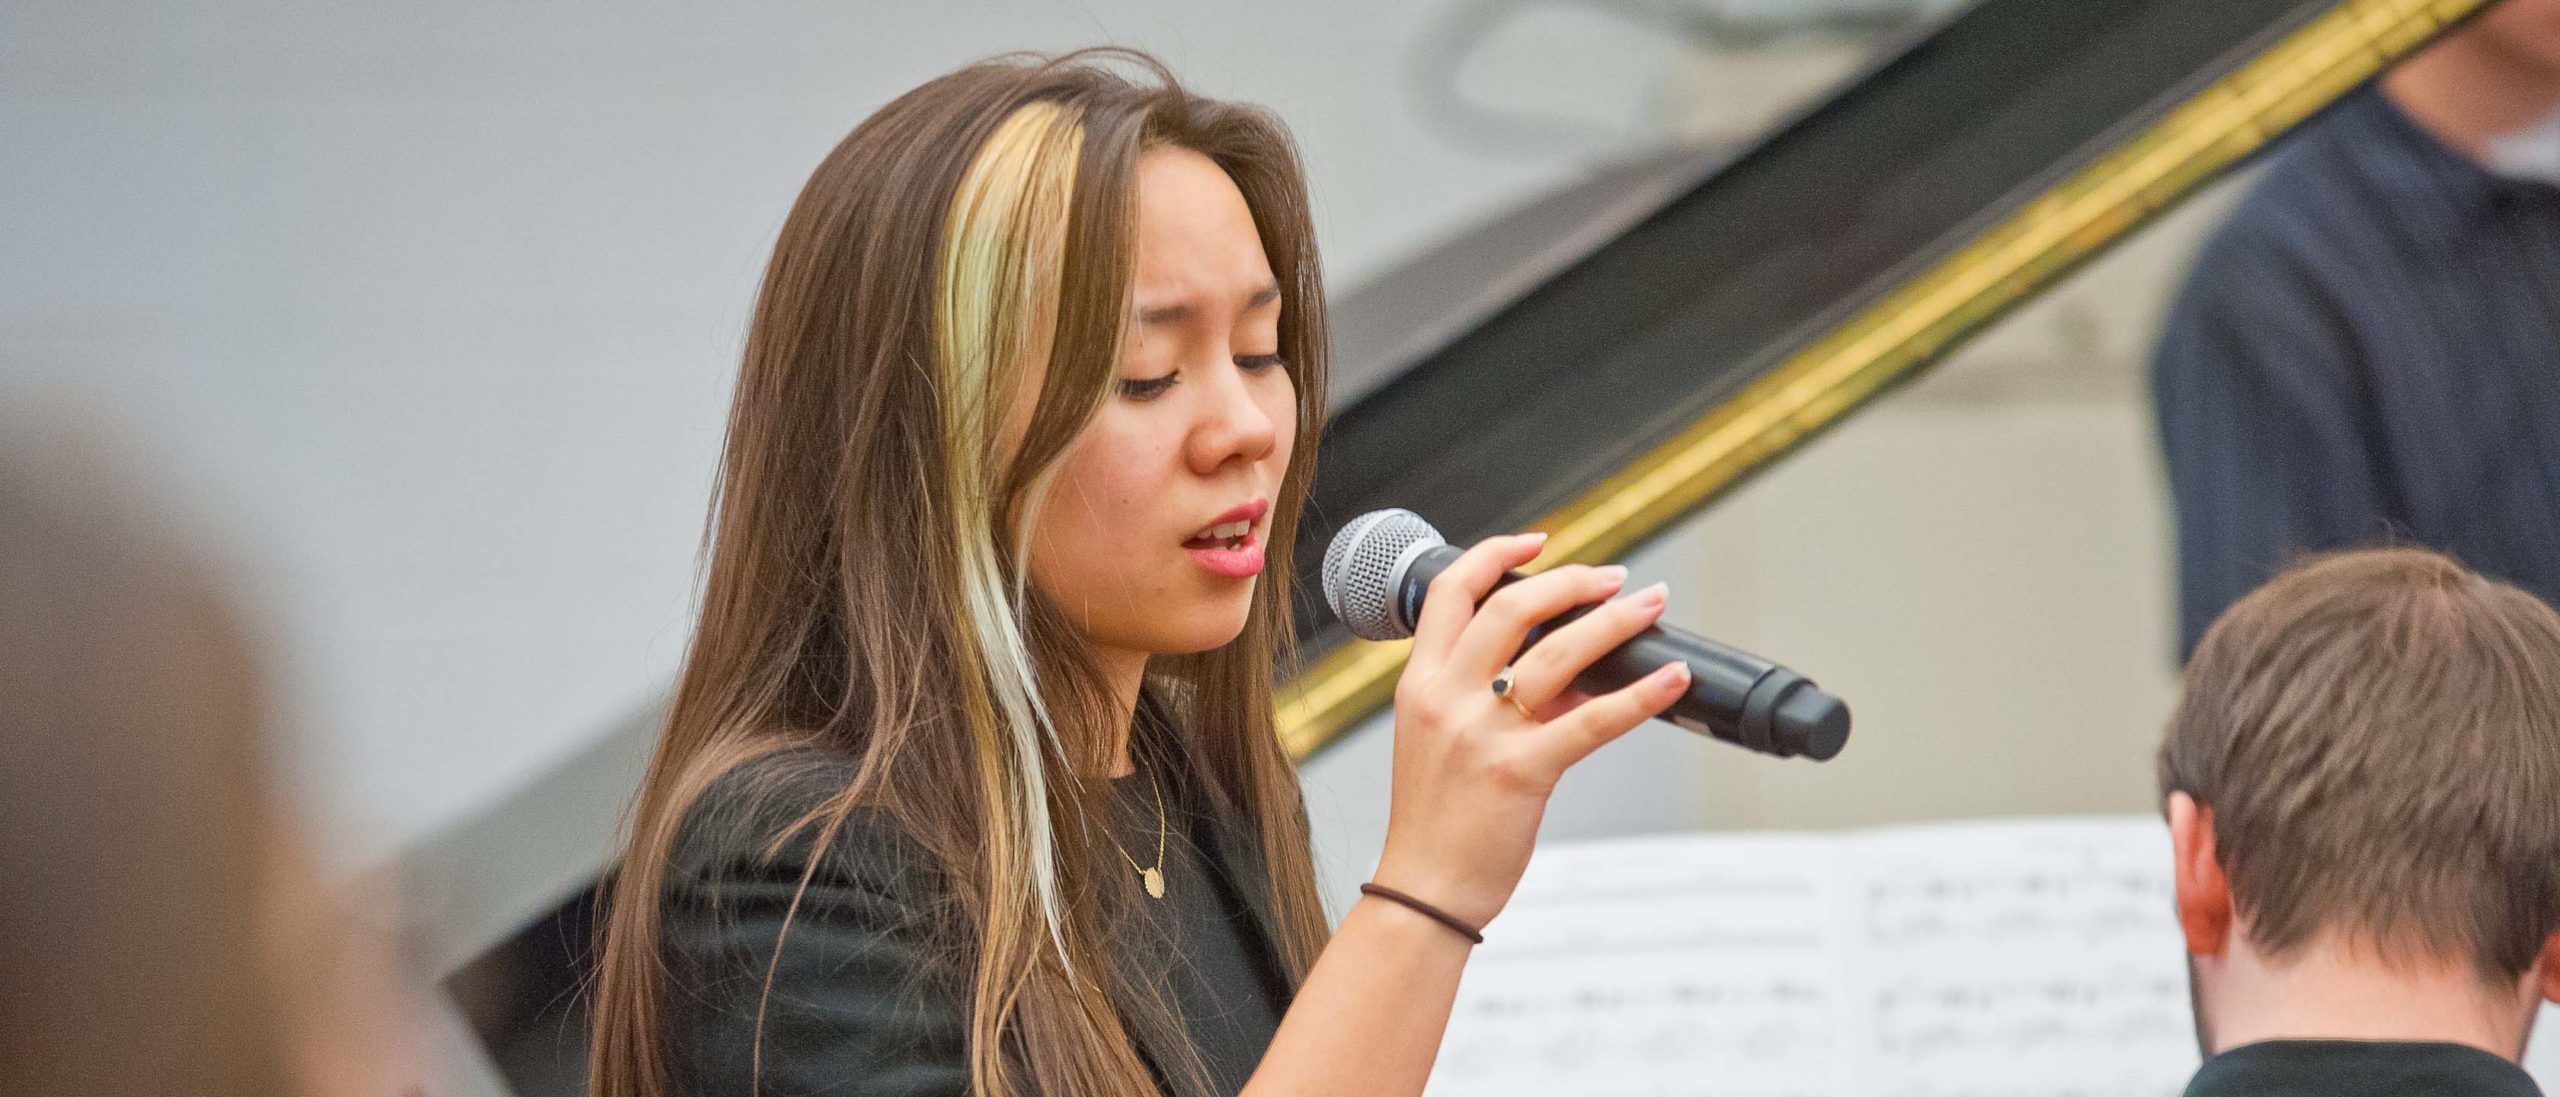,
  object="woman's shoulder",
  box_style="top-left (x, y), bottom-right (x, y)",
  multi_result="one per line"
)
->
top-left (665, 745), bottom-right (938, 899)
top-left (654, 748), bottom-right (973, 1096)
